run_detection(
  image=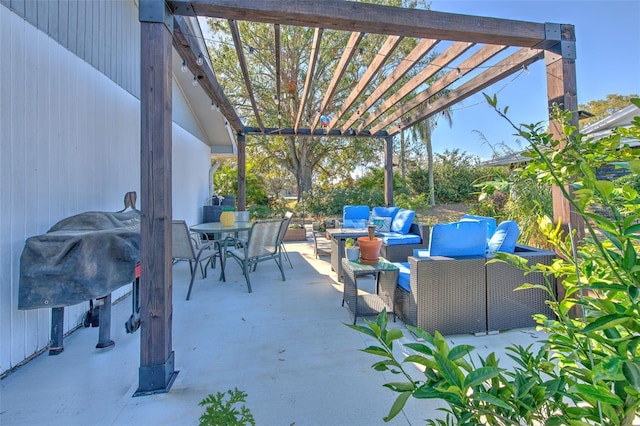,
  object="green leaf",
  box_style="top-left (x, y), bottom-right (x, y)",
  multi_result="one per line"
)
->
top-left (472, 391), bottom-right (512, 410)
top-left (383, 381), bottom-right (416, 392)
top-left (623, 240), bottom-right (637, 270)
top-left (362, 345), bottom-right (392, 358)
top-left (434, 353), bottom-right (463, 388)
top-left (624, 223), bottom-right (640, 236)
top-left (628, 158), bottom-right (640, 173)
top-left (571, 384), bottom-right (623, 405)
top-left (581, 314), bottom-right (631, 333)
top-left (594, 180), bottom-right (615, 199)
top-left (404, 343), bottom-right (434, 356)
top-left (622, 361), bottom-right (640, 391)
top-left (382, 391), bottom-right (412, 422)
top-left (385, 328), bottom-right (403, 346)
top-left (463, 367), bottom-right (504, 388)
top-left (447, 344), bottom-right (475, 361)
